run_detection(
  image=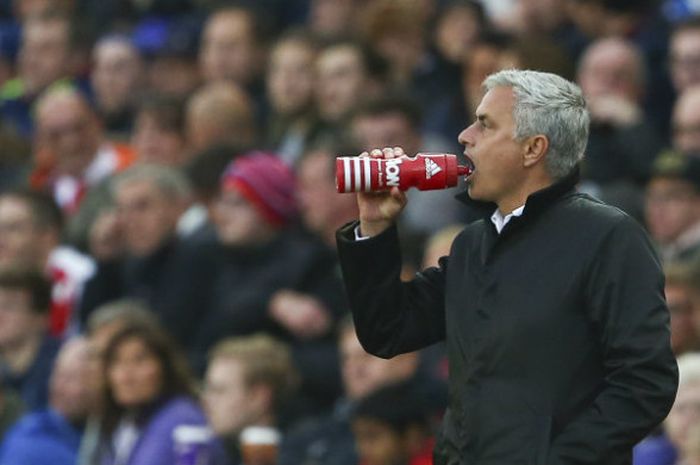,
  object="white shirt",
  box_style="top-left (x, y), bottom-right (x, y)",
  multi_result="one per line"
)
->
top-left (490, 205), bottom-right (525, 234)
